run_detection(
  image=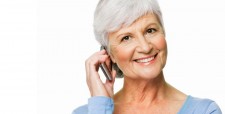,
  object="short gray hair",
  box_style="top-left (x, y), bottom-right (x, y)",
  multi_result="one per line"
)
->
top-left (93, 0), bottom-right (164, 47)
top-left (93, 0), bottom-right (165, 78)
